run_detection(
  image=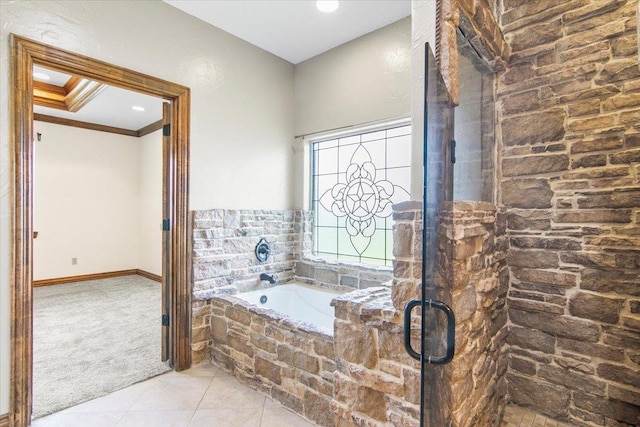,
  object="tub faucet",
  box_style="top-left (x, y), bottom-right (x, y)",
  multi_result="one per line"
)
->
top-left (259, 273), bottom-right (276, 285)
